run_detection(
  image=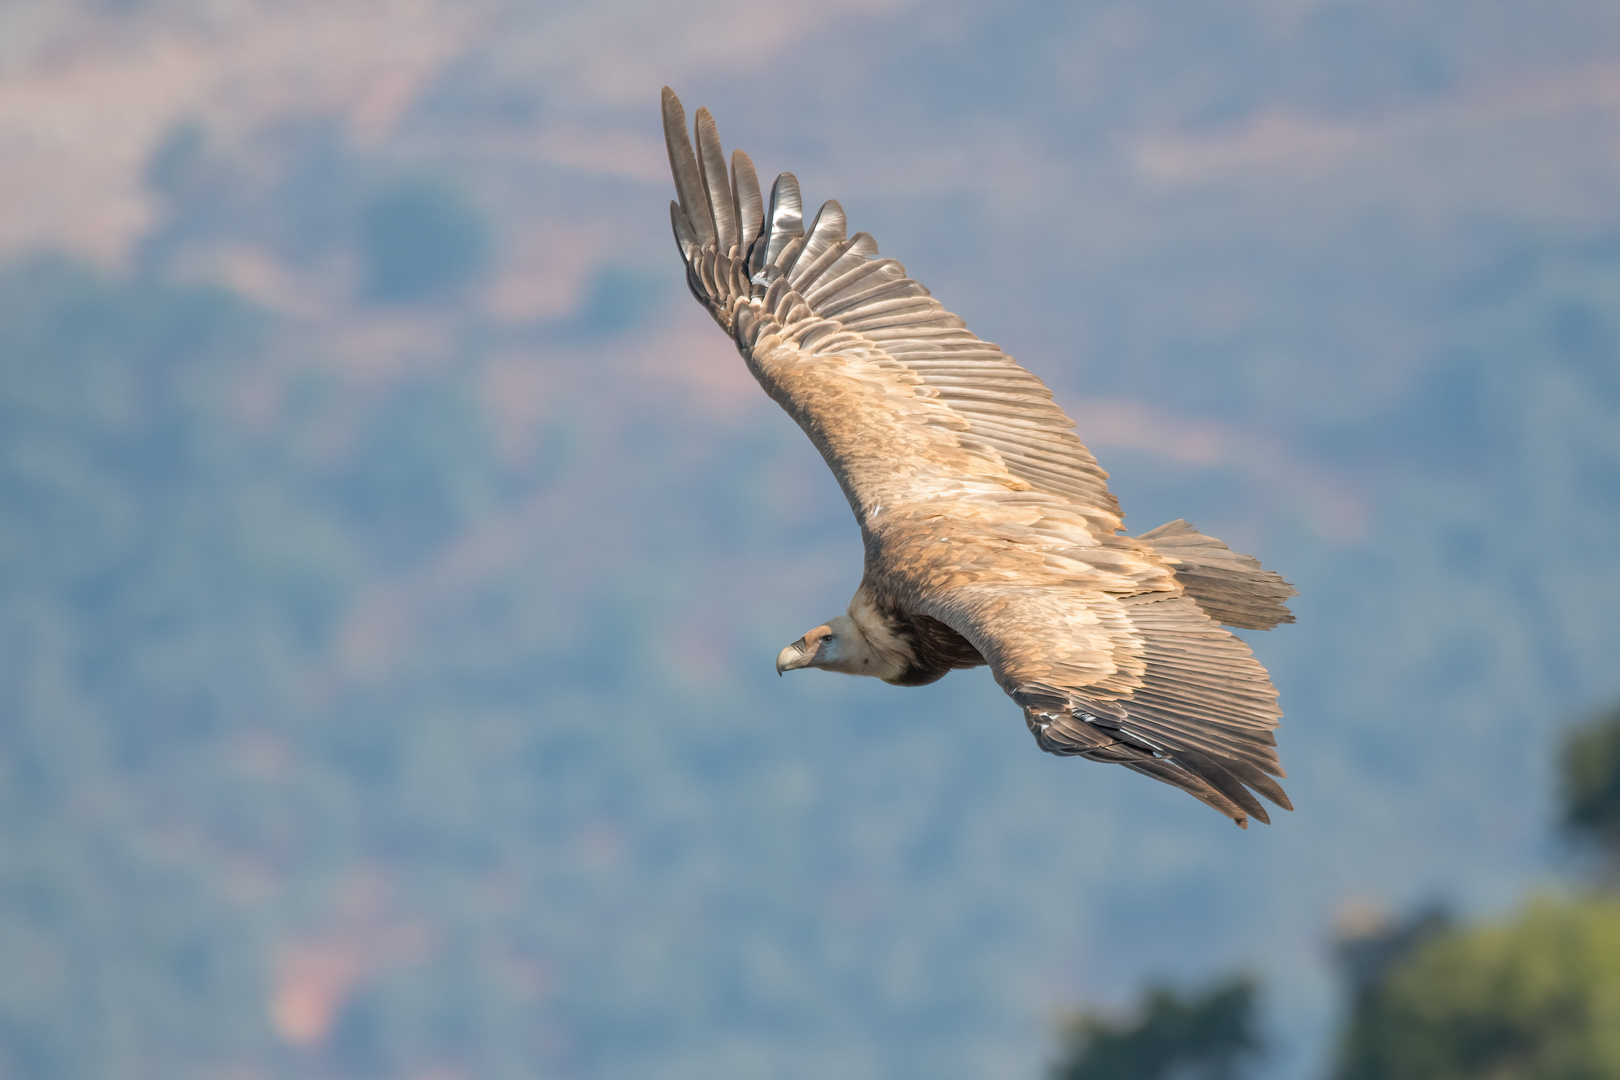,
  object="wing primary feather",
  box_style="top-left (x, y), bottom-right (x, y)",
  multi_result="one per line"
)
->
top-left (763, 173), bottom-right (803, 270)
top-left (660, 88), bottom-right (714, 249)
top-left (693, 107), bottom-right (737, 258)
top-left (773, 235), bottom-right (807, 273)
top-left (669, 201), bottom-right (699, 262)
top-left (789, 200), bottom-right (848, 285)
top-left (732, 150), bottom-right (764, 266)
